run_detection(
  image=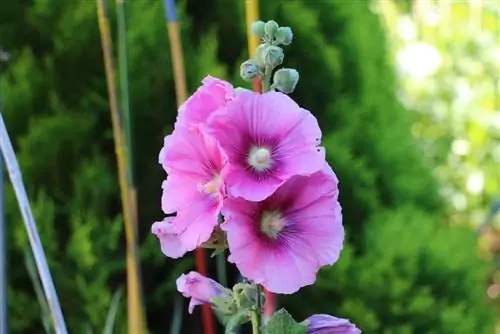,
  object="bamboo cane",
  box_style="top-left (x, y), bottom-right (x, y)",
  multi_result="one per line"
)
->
top-left (0, 50), bottom-right (9, 334)
top-left (162, 1), bottom-right (214, 333)
top-left (115, 0), bottom-right (147, 332)
top-left (115, 0), bottom-right (139, 235)
top-left (0, 114), bottom-right (68, 333)
top-left (96, 1), bottom-right (145, 333)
